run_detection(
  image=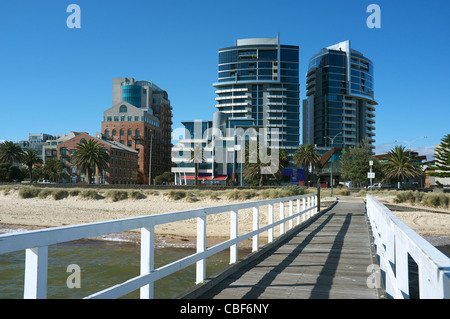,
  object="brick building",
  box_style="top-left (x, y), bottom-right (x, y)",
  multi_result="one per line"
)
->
top-left (57, 132), bottom-right (138, 184)
top-left (101, 78), bottom-right (173, 184)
